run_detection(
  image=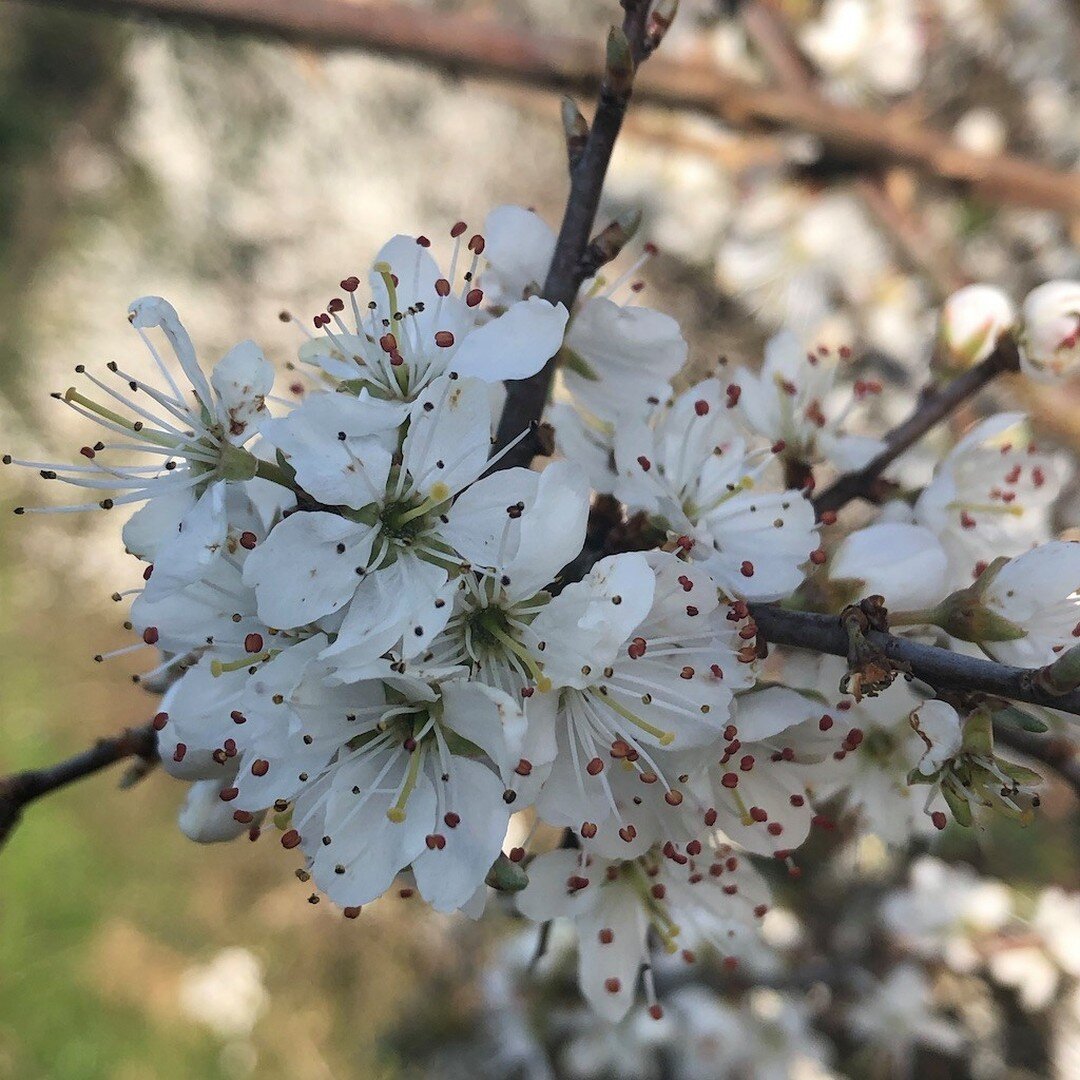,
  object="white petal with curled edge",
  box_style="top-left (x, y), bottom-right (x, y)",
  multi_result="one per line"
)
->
top-left (829, 522), bottom-right (948, 611)
top-left (178, 777), bottom-right (254, 843)
top-left (449, 296), bottom-right (568, 382)
top-left (732, 686), bottom-right (823, 743)
top-left (440, 680), bottom-right (526, 777)
top-left (128, 296), bottom-right (214, 410)
top-left (210, 340), bottom-right (274, 444)
top-left (242, 511), bottom-right (373, 627)
top-left (577, 881), bottom-right (648, 1022)
top-left (413, 757), bottom-right (510, 913)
